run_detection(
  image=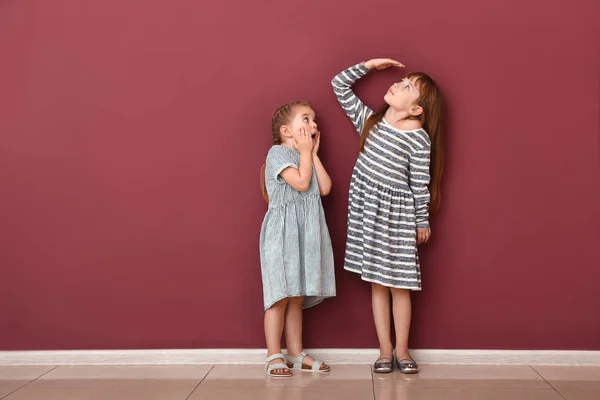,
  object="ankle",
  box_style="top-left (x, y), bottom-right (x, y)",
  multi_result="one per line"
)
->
top-left (379, 348), bottom-right (393, 358)
top-left (267, 350), bottom-right (283, 358)
top-left (395, 349), bottom-right (411, 359)
top-left (286, 350), bottom-right (304, 358)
